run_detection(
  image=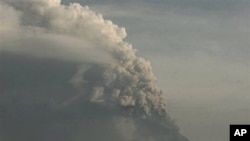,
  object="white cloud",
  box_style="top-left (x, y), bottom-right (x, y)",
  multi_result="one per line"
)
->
top-left (0, 0), bottom-right (189, 141)
top-left (84, 1), bottom-right (250, 141)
